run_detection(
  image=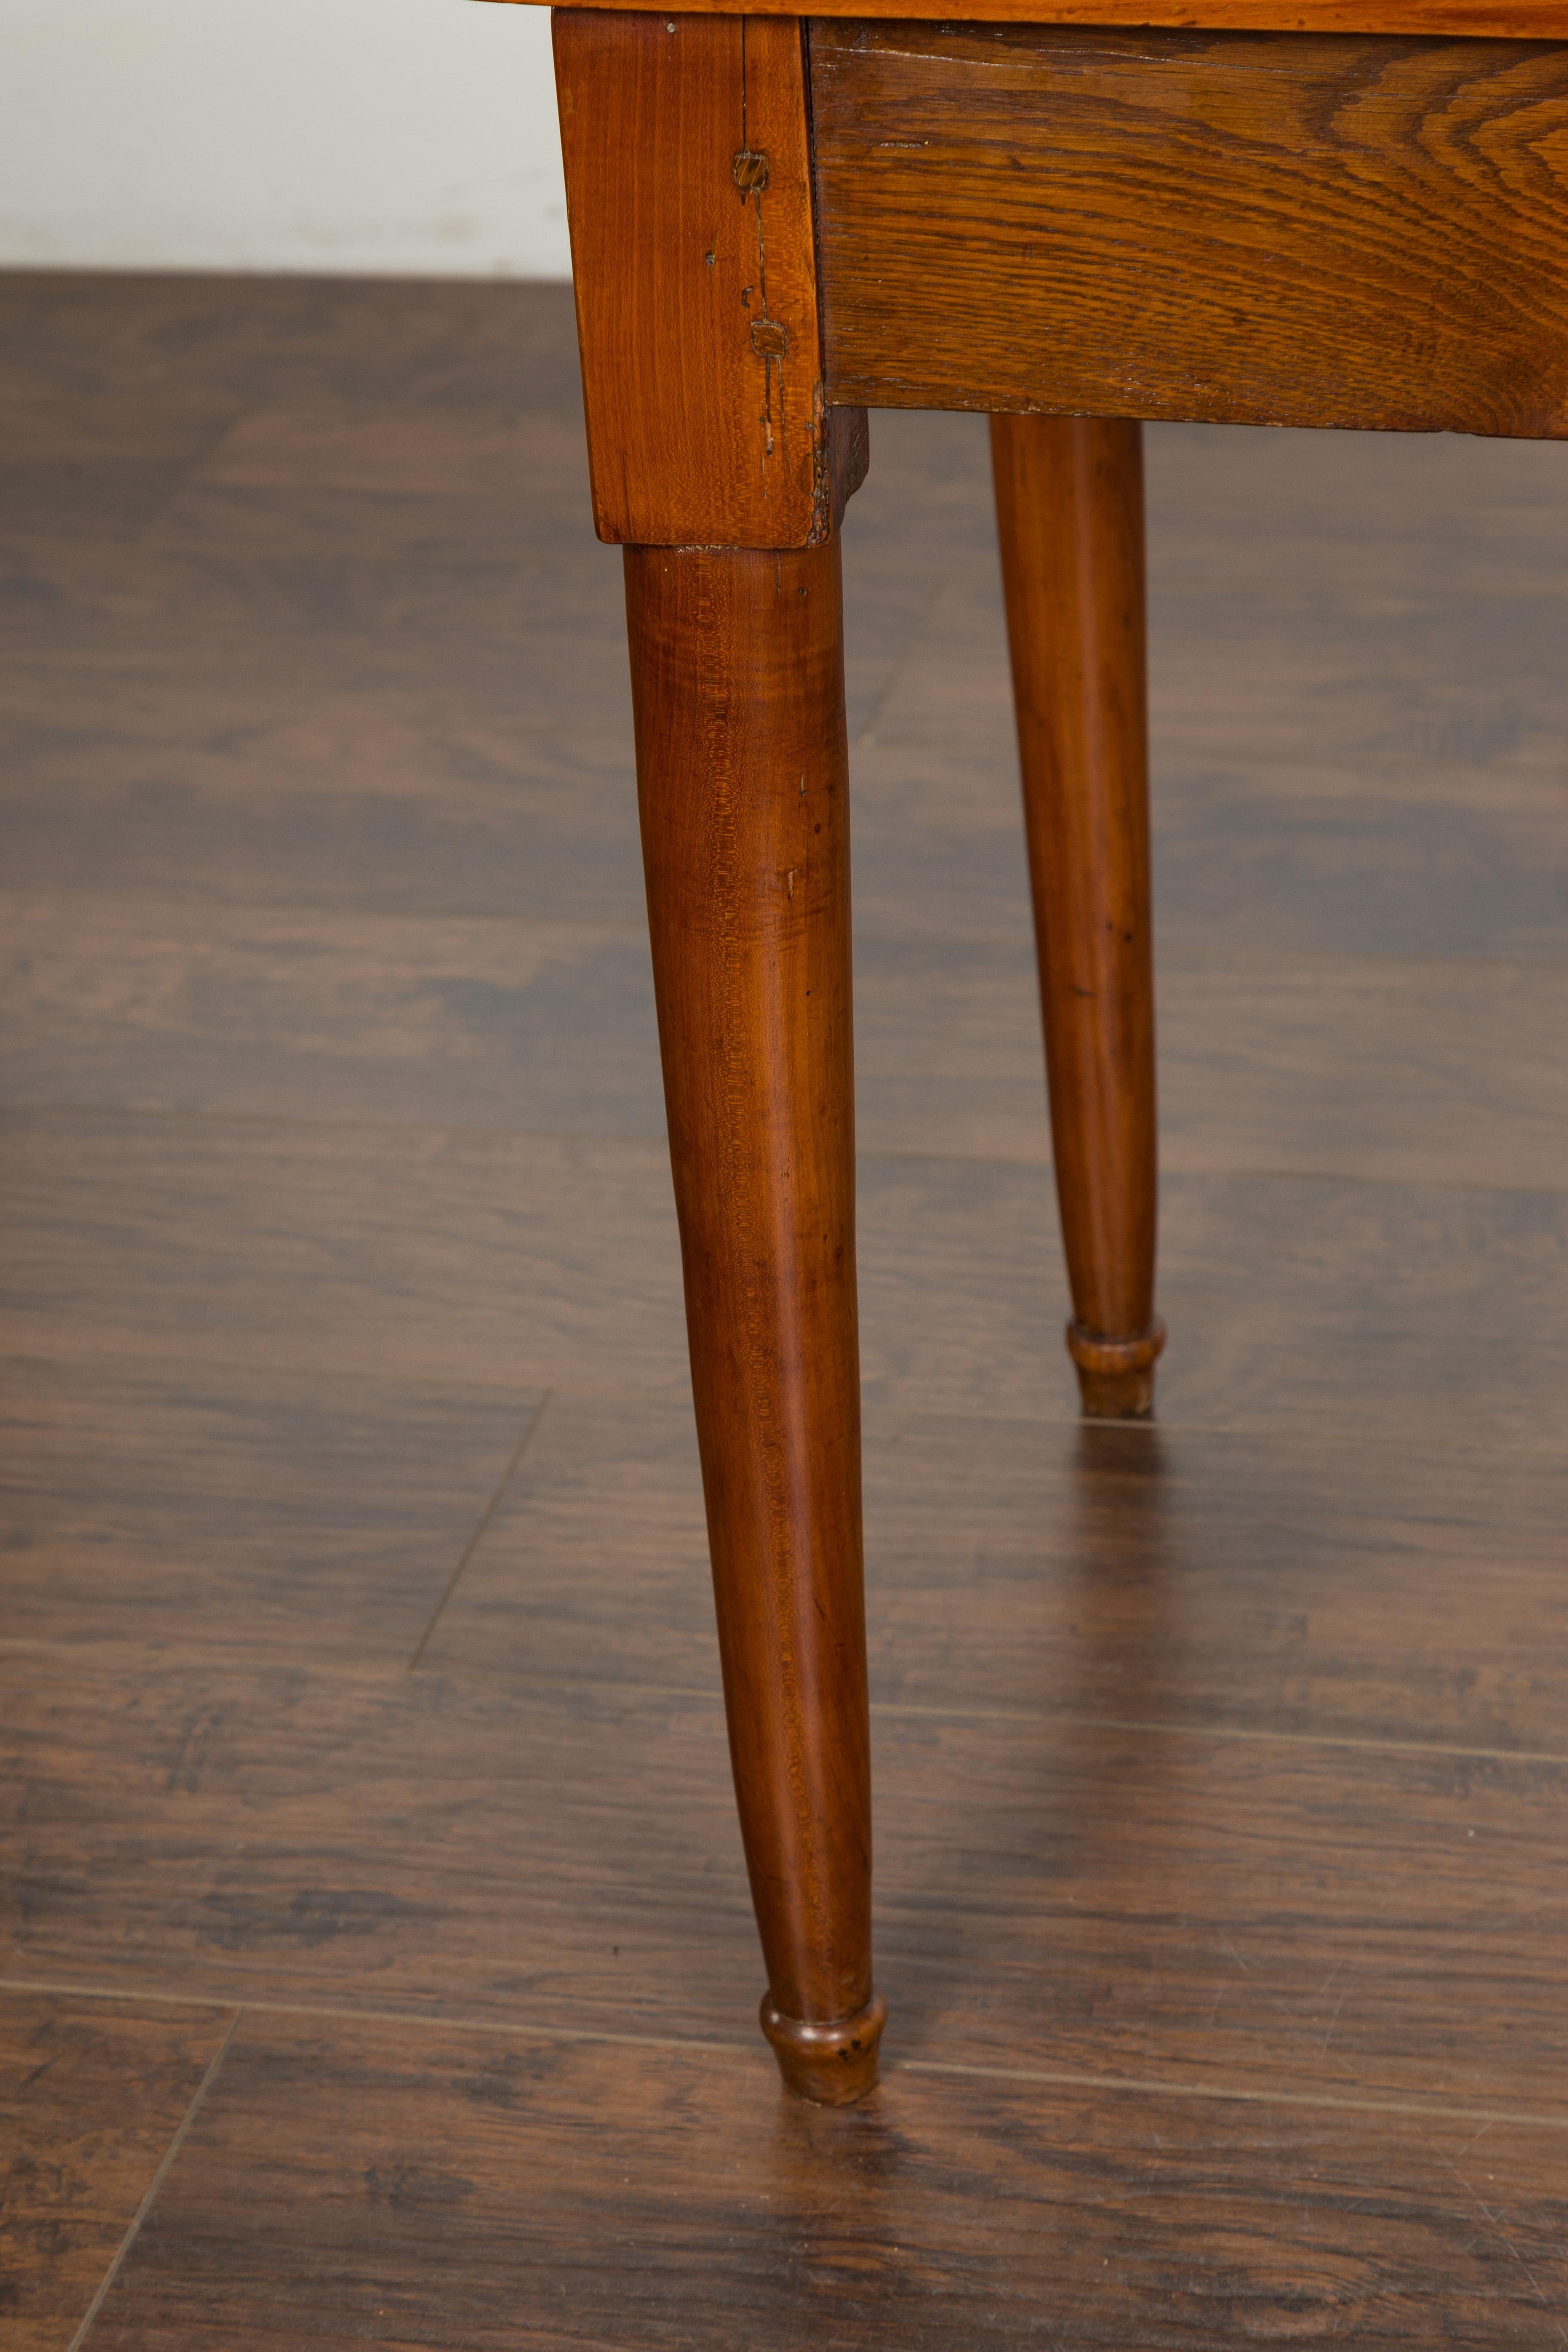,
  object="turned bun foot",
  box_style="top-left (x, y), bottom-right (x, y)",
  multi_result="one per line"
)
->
top-left (760, 1988), bottom-right (887, 2106)
top-left (1067, 1316), bottom-right (1166, 1420)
